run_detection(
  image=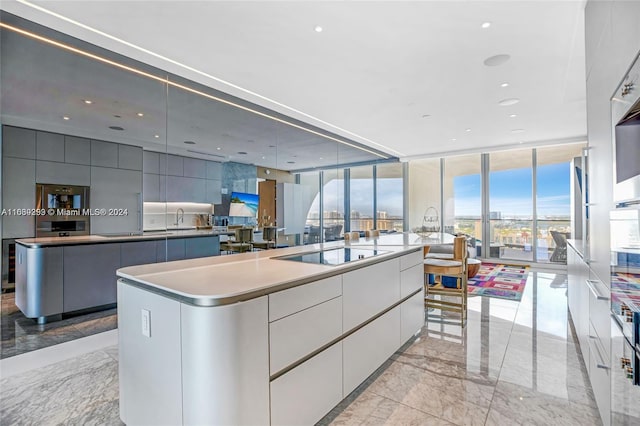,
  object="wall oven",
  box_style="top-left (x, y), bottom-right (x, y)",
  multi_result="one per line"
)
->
top-left (612, 51), bottom-right (640, 207)
top-left (36, 184), bottom-right (90, 237)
